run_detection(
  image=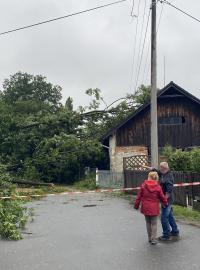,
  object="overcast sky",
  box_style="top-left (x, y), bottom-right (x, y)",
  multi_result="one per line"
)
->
top-left (0, 0), bottom-right (199, 108)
